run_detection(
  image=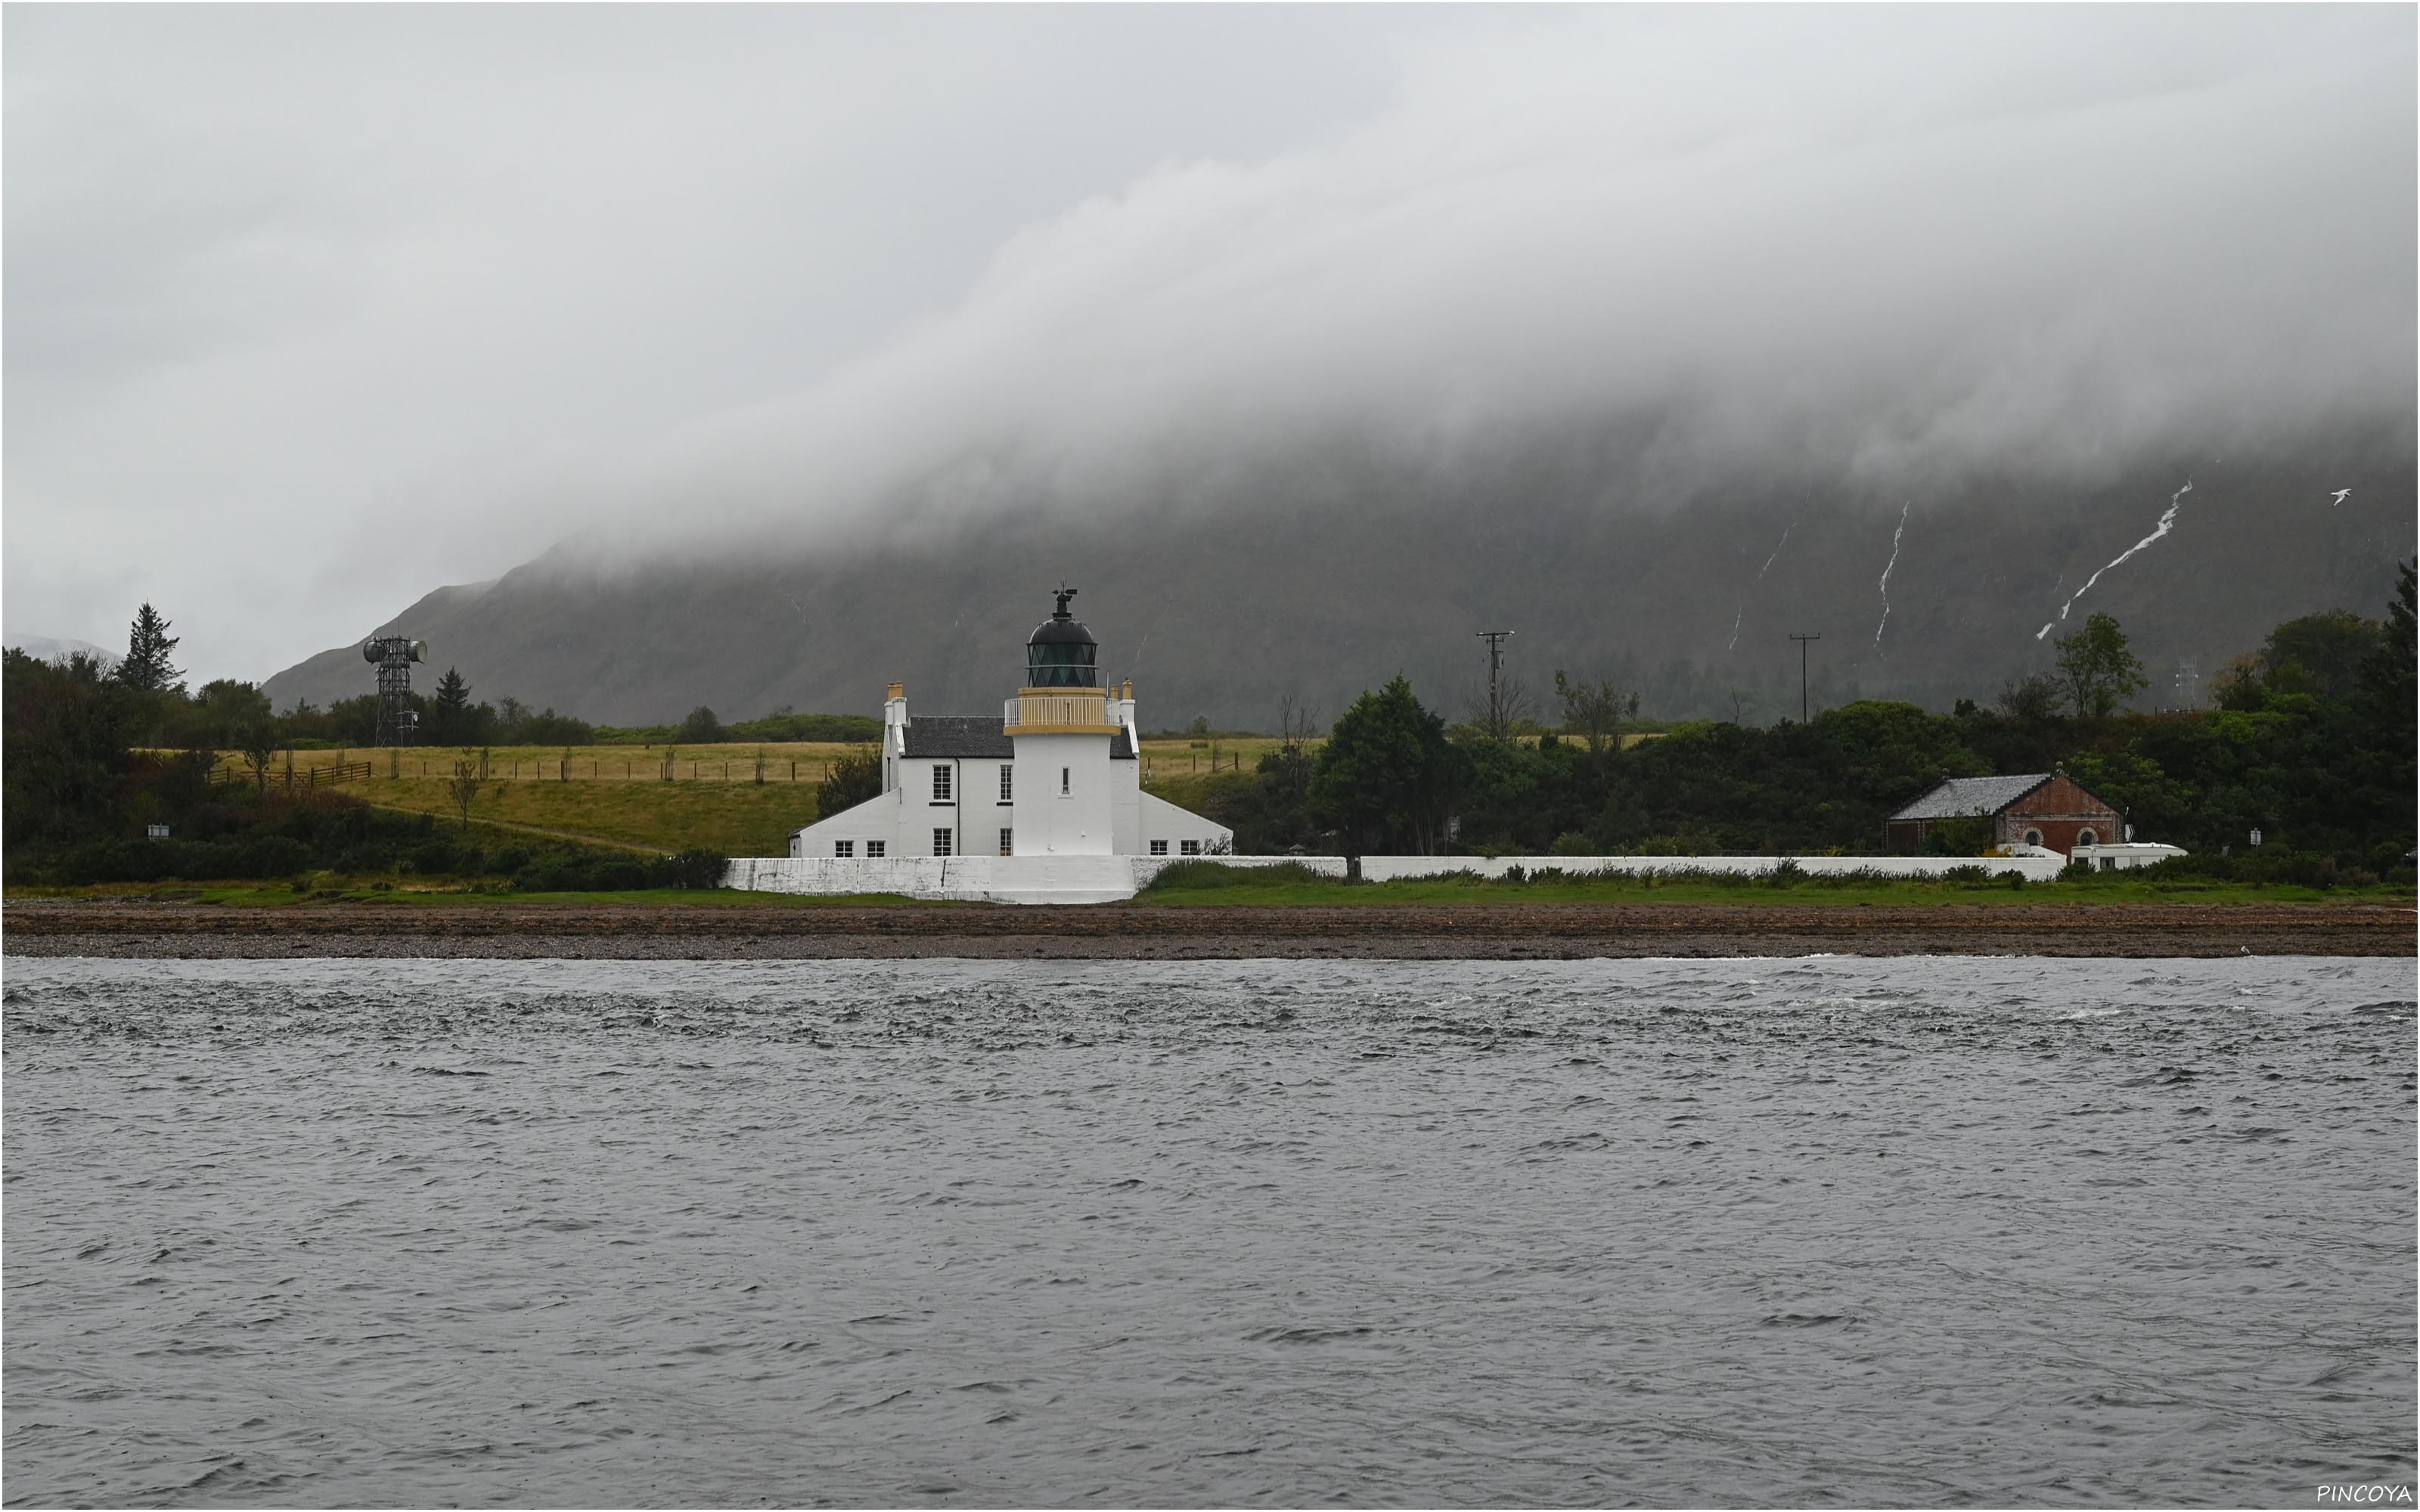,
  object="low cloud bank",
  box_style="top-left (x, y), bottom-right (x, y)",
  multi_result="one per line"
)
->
top-left (540, 7), bottom-right (2413, 571)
